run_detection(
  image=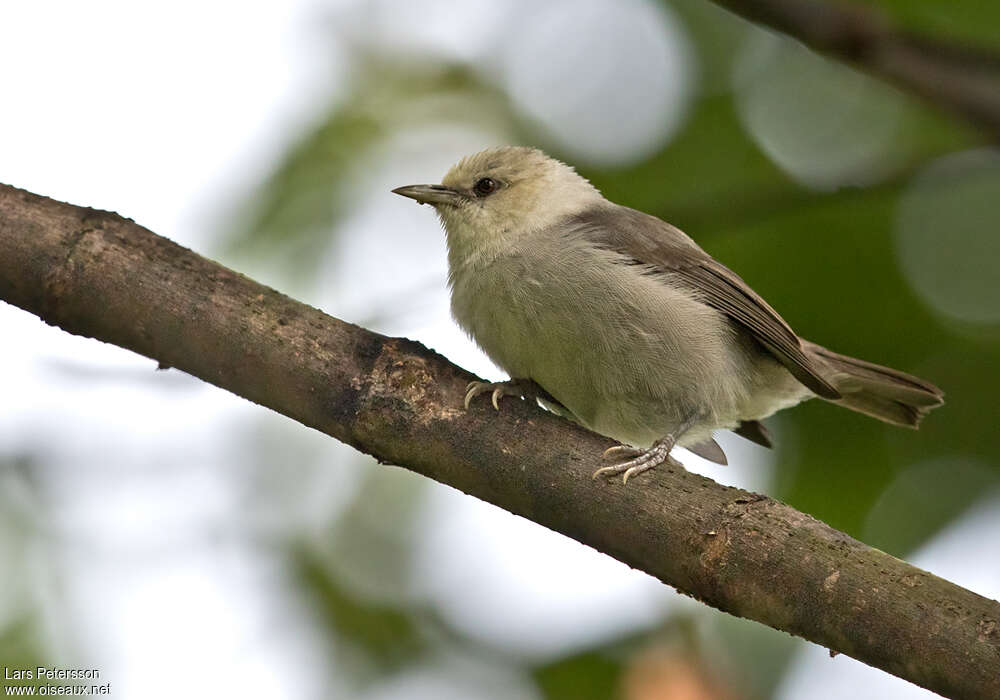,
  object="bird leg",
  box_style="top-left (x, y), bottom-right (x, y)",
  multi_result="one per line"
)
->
top-left (464, 378), bottom-right (560, 411)
top-left (593, 414), bottom-right (700, 485)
